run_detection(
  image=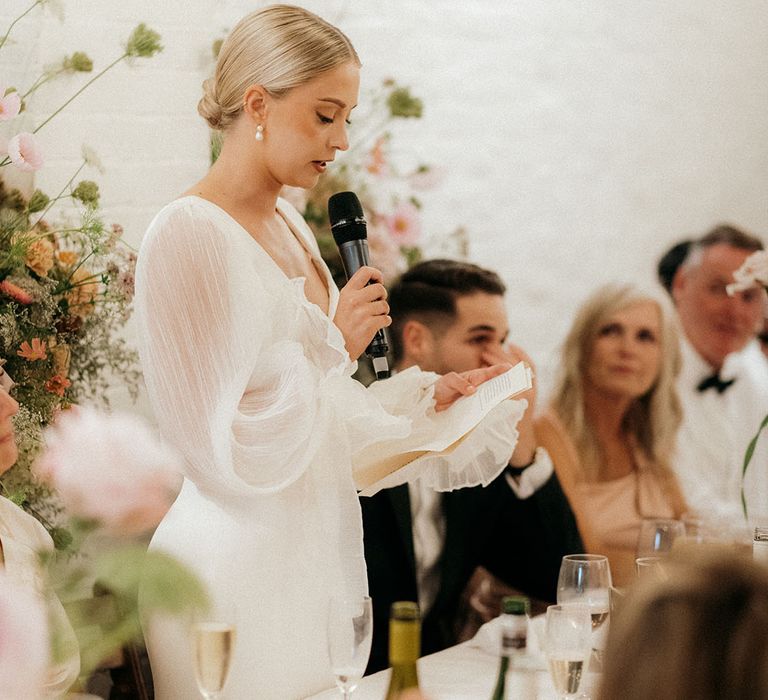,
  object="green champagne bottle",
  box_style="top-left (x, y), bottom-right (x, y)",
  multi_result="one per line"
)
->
top-left (384, 601), bottom-right (421, 699)
top-left (489, 595), bottom-right (529, 700)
